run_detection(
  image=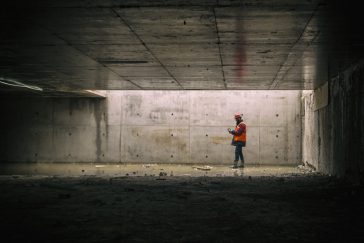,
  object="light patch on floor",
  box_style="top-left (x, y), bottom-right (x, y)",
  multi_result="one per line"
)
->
top-left (0, 163), bottom-right (310, 177)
